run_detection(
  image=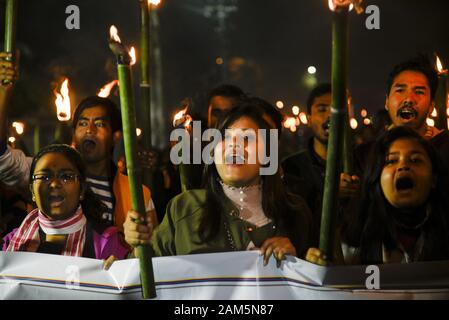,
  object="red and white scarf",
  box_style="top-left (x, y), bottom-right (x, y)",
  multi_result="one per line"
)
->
top-left (7, 206), bottom-right (87, 257)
